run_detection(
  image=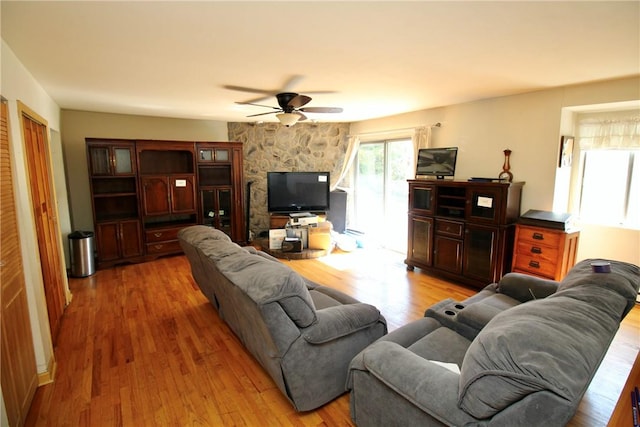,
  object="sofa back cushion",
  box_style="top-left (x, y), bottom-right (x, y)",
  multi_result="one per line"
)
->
top-left (458, 283), bottom-right (630, 419)
top-left (497, 272), bottom-right (558, 302)
top-left (192, 235), bottom-right (317, 328)
top-left (558, 259), bottom-right (639, 317)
